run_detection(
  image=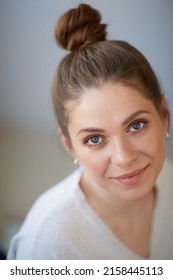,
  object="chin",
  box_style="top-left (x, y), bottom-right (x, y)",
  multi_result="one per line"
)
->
top-left (117, 183), bottom-right (155, 201)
